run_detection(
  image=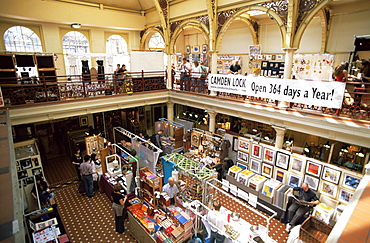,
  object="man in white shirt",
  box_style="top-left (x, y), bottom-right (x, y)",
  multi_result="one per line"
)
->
top-left (162, 177), bottom-right (179, 205)
top-left (179, 58), bottom-right (192, 91)
top-left (207, 200), bottom-right (229, 243)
